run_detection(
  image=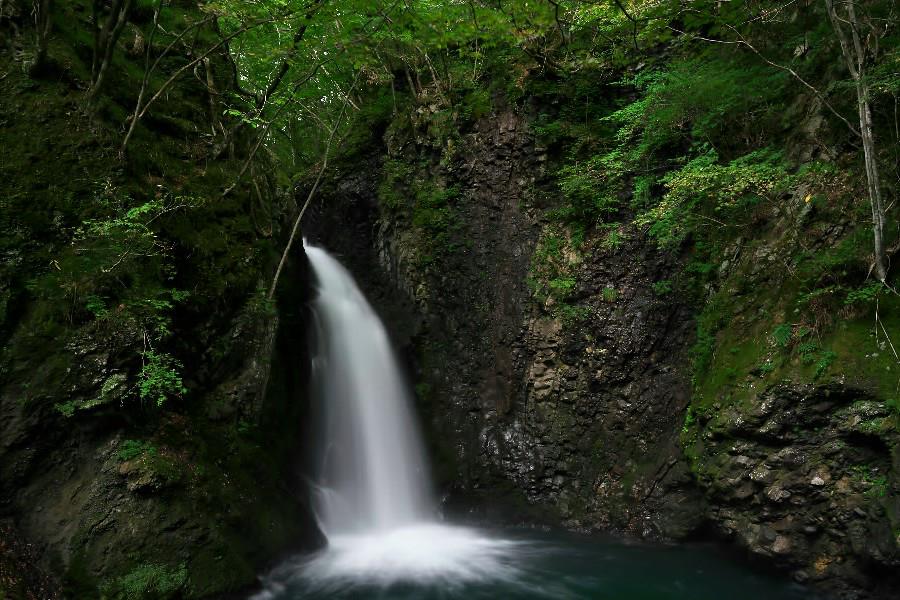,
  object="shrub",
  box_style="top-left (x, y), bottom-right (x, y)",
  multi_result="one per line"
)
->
top-left (138, 351), bottom-right (186, 407)
top-left (118, 439), bottom-right (158, 462)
